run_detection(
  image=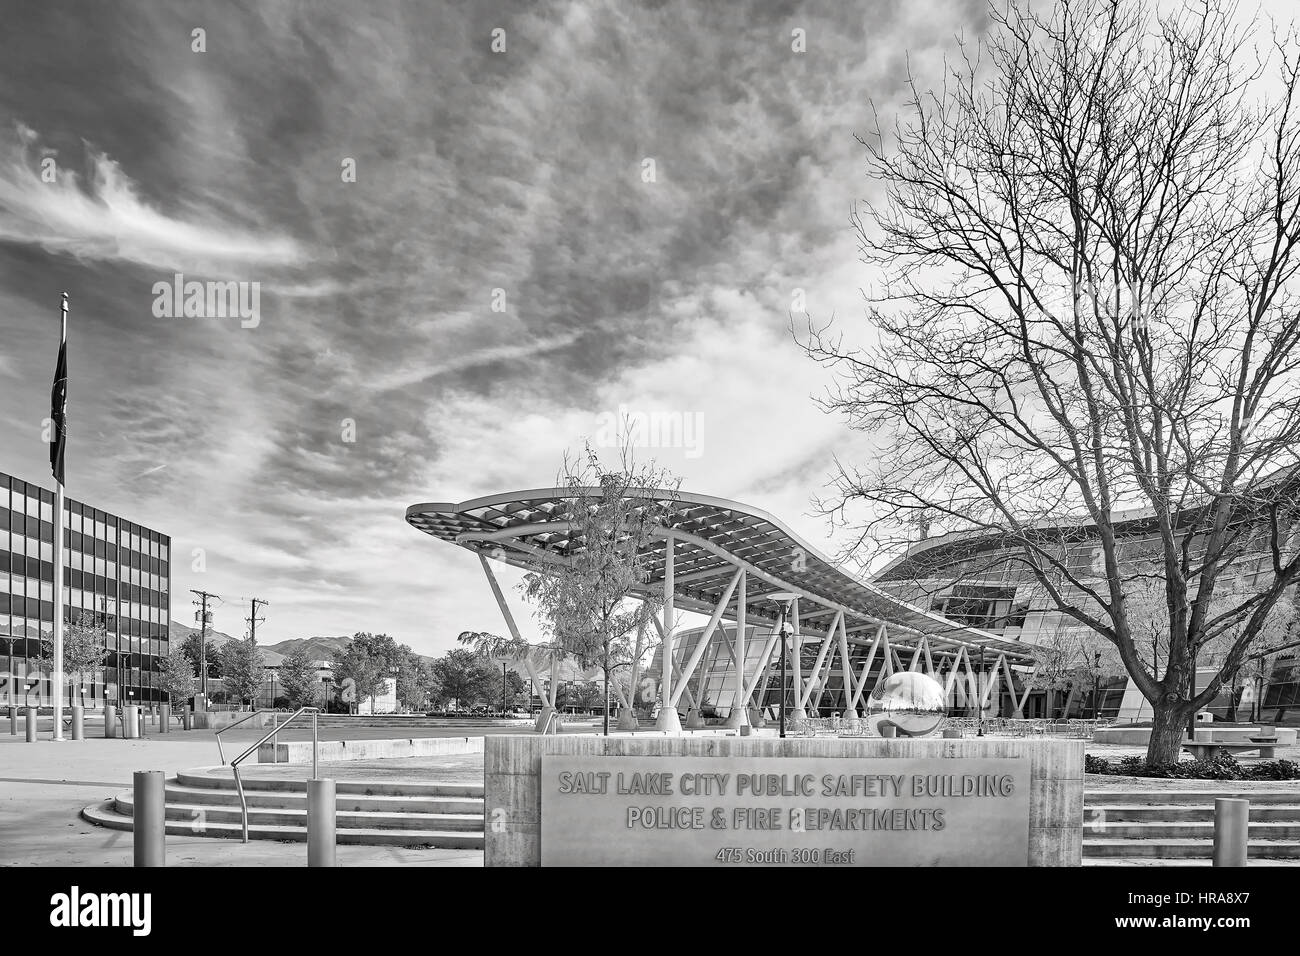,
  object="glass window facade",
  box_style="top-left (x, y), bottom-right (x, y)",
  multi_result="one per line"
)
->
top-left (0, 471), bottom-right (170, 706)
